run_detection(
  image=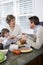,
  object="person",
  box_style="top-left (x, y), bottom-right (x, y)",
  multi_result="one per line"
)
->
top-left (6, 15), bottom-right (21, 39)
top-left (26, 16), bottom-right (43, 49)
top-left (0, 28), bottom-right (16, 48)
top-left (0, 28), bottom-right (10, 47)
